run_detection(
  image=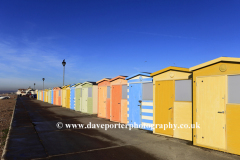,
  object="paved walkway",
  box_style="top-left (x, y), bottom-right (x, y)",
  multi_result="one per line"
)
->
top-left (2, 97), bottom-right (240, 160)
